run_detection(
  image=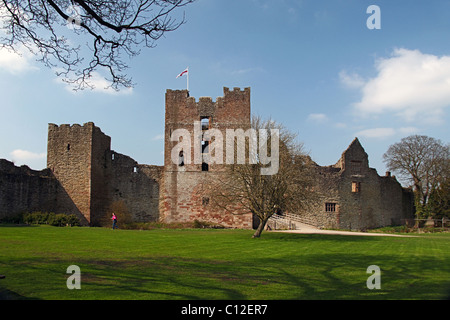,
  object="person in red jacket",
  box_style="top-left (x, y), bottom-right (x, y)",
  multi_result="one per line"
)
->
top-left (111, 213), bottom-right (118, 230)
